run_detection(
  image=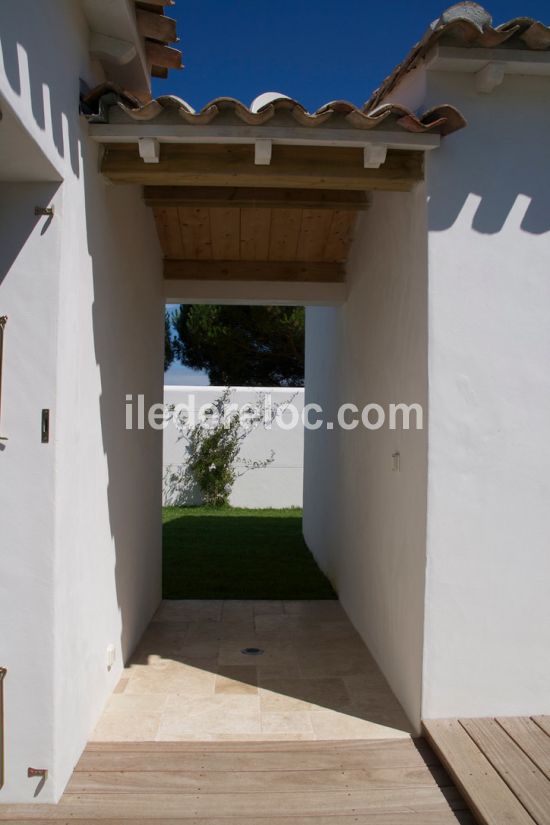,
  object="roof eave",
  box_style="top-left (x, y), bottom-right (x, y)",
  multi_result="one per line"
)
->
top-left (87, 122), bottom-right (441, 153)
top-left (425, 43), bottom-right (550, 75)
top-left (82, 0), bottom-right (151, 100)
